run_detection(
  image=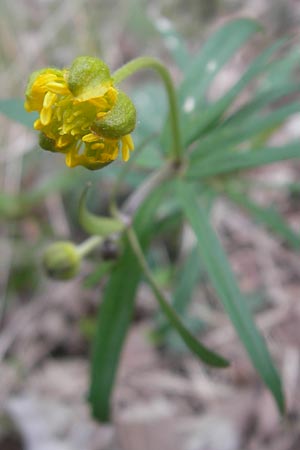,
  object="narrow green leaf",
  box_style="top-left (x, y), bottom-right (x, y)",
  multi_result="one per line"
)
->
top-left (157, 246), bottom-right (203, 337)
top-left (177, 180), bottom-right (285, 414)
top-left (189, 101), bottom-right (300, 161)
top-left (227, 190), bottom-right (300, 249)
top-left (181, 38), bottom-right (287, 146)
top-left (0, 98), bottom-right (37, 128)
top-left (173, 246), bottom-right (202, 314)
top-left (259, 47), bottom-right (300, 91)
top-left (224, 83), bottom-right (300, 127)
top-left (180, 18), bottom-right (261, 101)
top-left (124, 221), bottom-right (229, 368)
top-left (151, 279), bottom-right (229, 368)
top-left (228, 101), bottom-right (300, 138)
top-left (187, 141), bottom-right (300, 179)
top-left (89, 184), bottom-right (169, 422)
top-left (154, 17), bottom-right (190, 71)
top-left (79, 188), bottom-right (124, 237)
top-left (161, 18), bottom-right (261, 151)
